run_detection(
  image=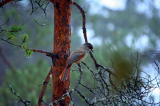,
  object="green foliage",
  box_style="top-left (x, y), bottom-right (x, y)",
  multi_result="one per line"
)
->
top-left (6, 33), bottom-right (16, 40)
top-left (110, 49), bottom-right (135, 86)
top-left (0, 60), bottom-right (51, 106)
top-left (10, 25), bottom-right (22, 32)
top-left (20, 34), bottom-right (32, 56)
top-left (1, 25), bottom-right (29, 44)
top-left (1, 25), bottom-right (32, 56)
top-left (1, 25), bottom-right (22, 41)
top-left (21, 34), bottom-right (29, 43)
top-left (99, 44), bottom-right (141, 91)
top-left (25, 49), bottom-right (33, 56)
